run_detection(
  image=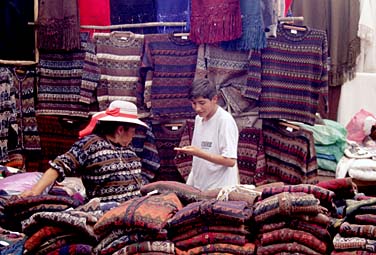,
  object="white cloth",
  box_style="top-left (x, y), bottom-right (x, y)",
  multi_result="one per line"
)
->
top-left (356, 0), bottom-right (376, 72)
top-left (337, 72), bottom-right (376, 126)
top-left (187, 107), bottom-right (239, 190)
